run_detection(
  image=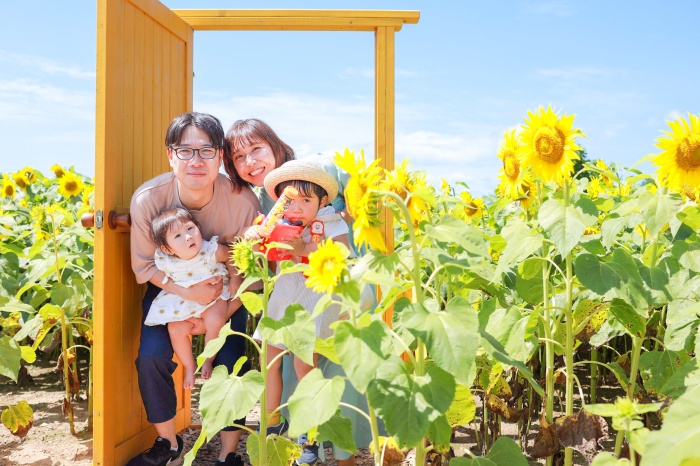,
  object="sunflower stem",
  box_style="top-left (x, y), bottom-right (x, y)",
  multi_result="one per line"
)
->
top-left (563, 180), bottom-right (575, 466)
